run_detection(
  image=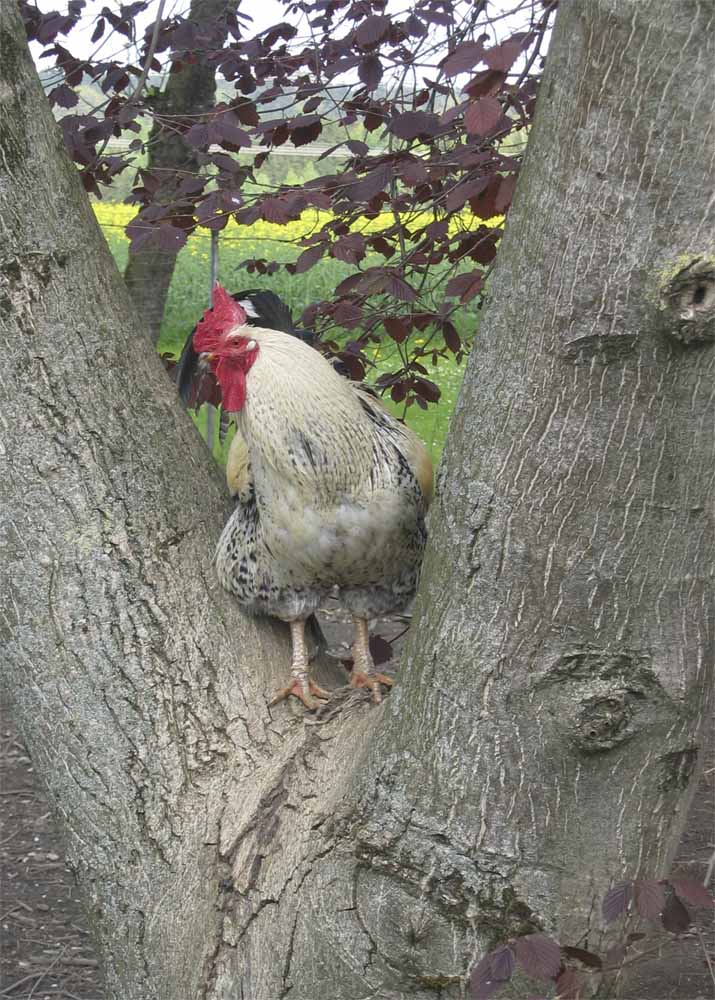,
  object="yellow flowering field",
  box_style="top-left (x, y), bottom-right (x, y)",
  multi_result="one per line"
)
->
top-left (93, 202), bottom-right (501, 244)
top-left (94, 201), bottom-right (500, 458)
